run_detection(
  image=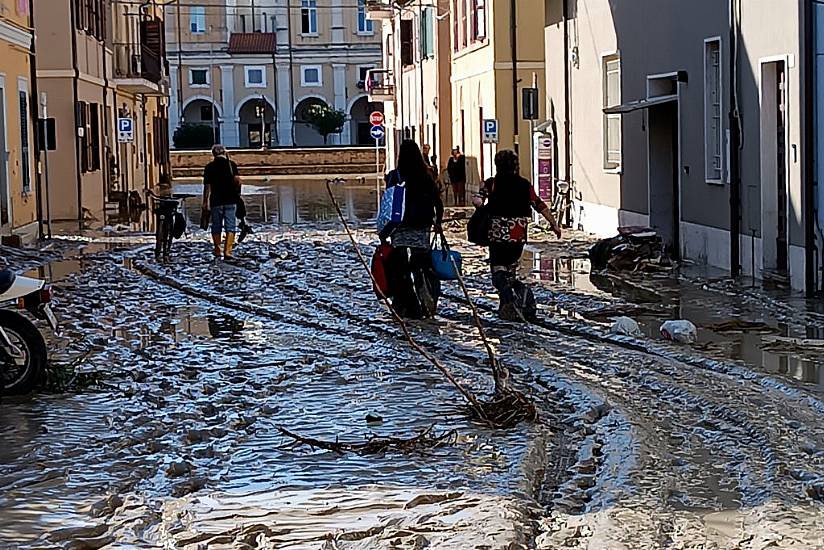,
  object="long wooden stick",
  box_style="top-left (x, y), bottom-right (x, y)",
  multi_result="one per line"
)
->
top-left (446, 251), bottom-right (507, 392)
top-left (325, 181), bottom-right (491, 425)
